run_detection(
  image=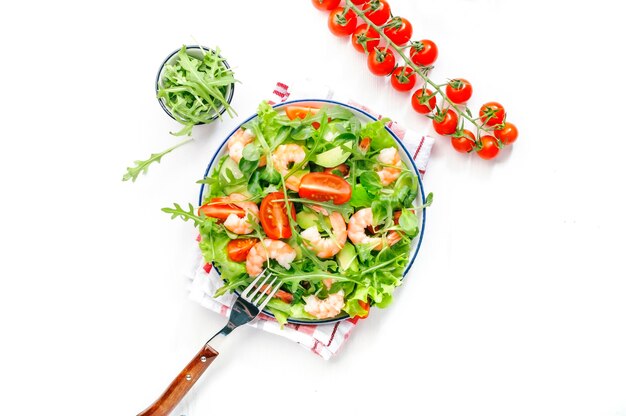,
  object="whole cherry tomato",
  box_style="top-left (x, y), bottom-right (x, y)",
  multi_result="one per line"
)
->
top-left (451, 129), bottom-right (476, 153)
top-left (479, 102), bottom-right (506, 126)
top-left (367, 47), bottom-right (396, 76)
top-left (476, 135), bottom-right (501, 159)
top-left (446, 78), bottom-right (473, 104)
top-left (311, 0), bottom-right (340, 11)
top-left (362, 0), bottom-right (392, 25)
top-left (409, 40), bottom-right (438, 66)
top-left (328, 7), bottom-right (357, 37)
top-left (383, 17), bottom-right (413, 45)
top-left (351, 24), bottom-right (379, 53)
top-left (432, 108), bottom-right (459, 136)
top-left (494, 122), bottom-right (518, 145)
top-left (411, 88), bottom-right (436, 114)
top-left (390, 66), bottom-right (417, 92)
